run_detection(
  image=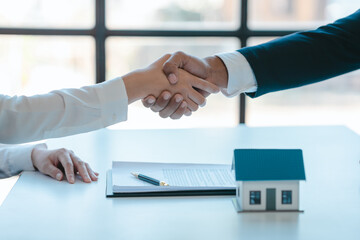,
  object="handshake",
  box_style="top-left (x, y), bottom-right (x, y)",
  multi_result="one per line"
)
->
top-left (122, 52), bottom-right (229, 119)
top-left (0, 51), bottom-right (231, 184)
